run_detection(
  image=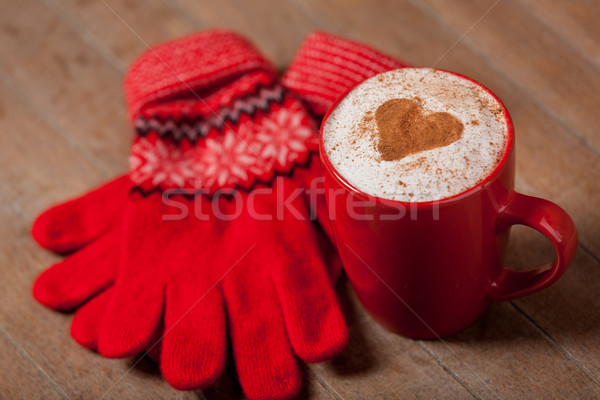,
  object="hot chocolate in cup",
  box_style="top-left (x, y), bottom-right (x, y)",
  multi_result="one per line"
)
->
top-left (322, 68), bottom-right (508, 202)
